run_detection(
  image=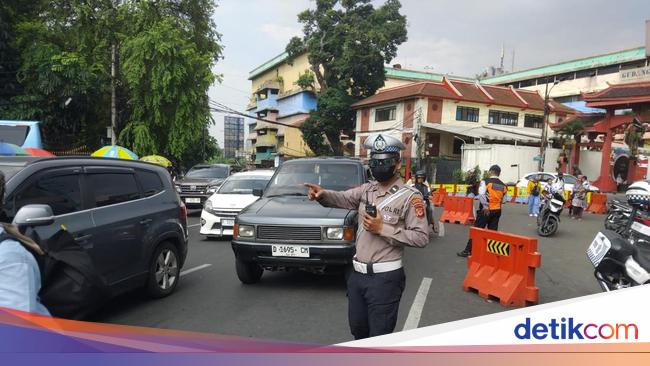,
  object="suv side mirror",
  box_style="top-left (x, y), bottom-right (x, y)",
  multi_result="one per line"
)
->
top-left (253, 189), bottom-right (263, 197)
top-left (13, 204), bottom-right (55, 228)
